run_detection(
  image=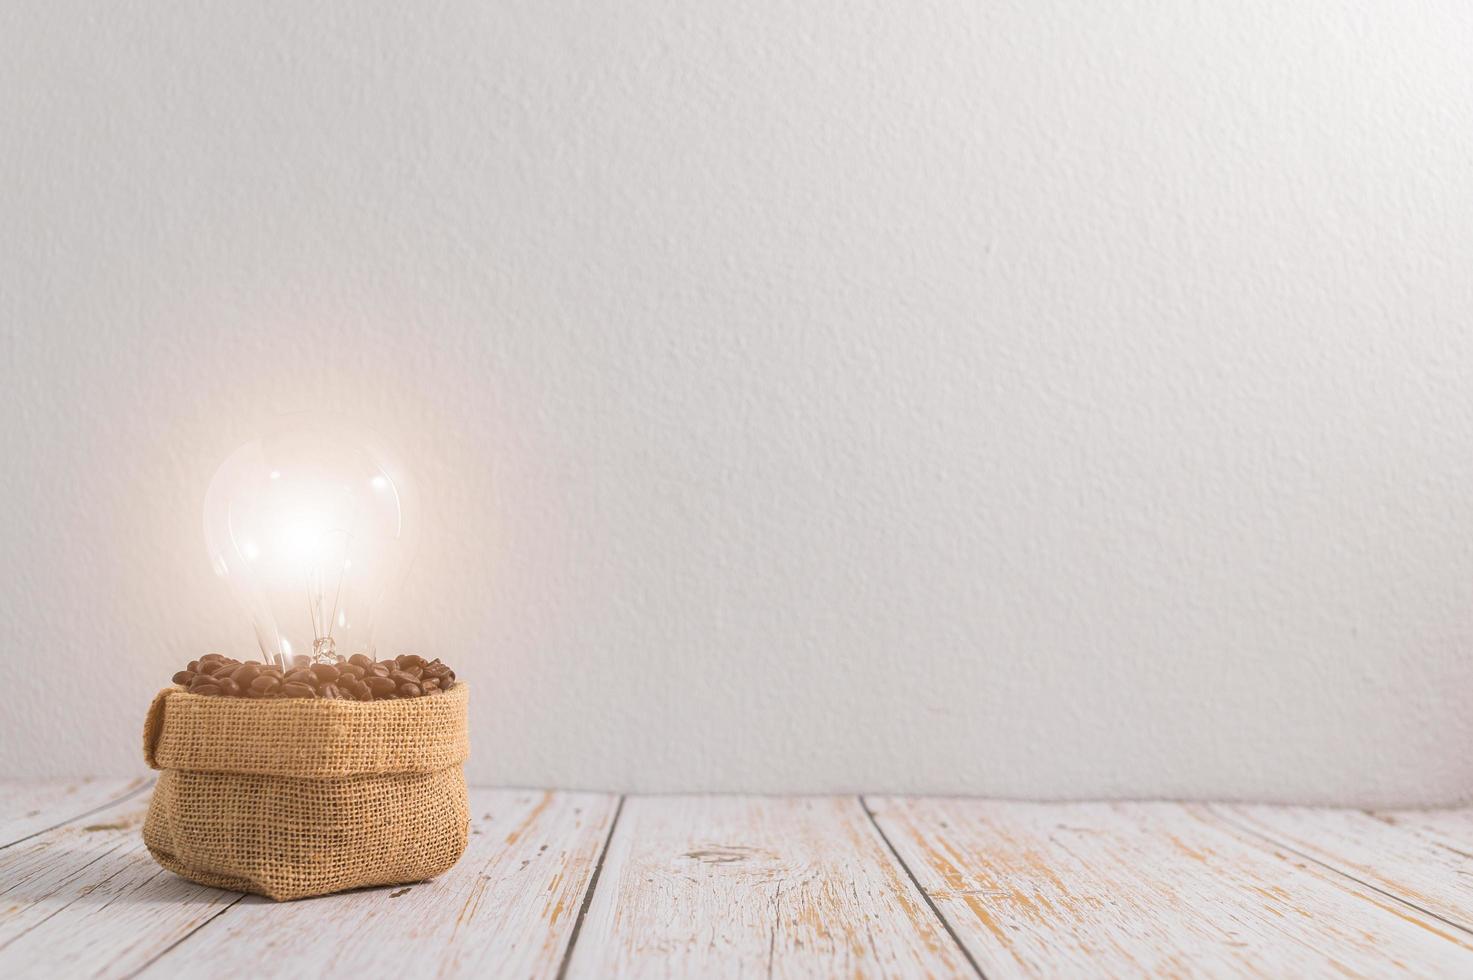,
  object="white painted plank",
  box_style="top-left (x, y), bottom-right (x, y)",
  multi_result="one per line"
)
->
top-left (0, 778), bottom-right (152, 848)
top-left (1219, 803), bottom-right (1473, 931)
top-left (0, 791), bottom-right (239, 978)
top-left (867, 797), bottom-right (1473, 978)
top-left (565, 795), bottom-right (975, 979)
top-left (142, 788), bottom-right (620, 979)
